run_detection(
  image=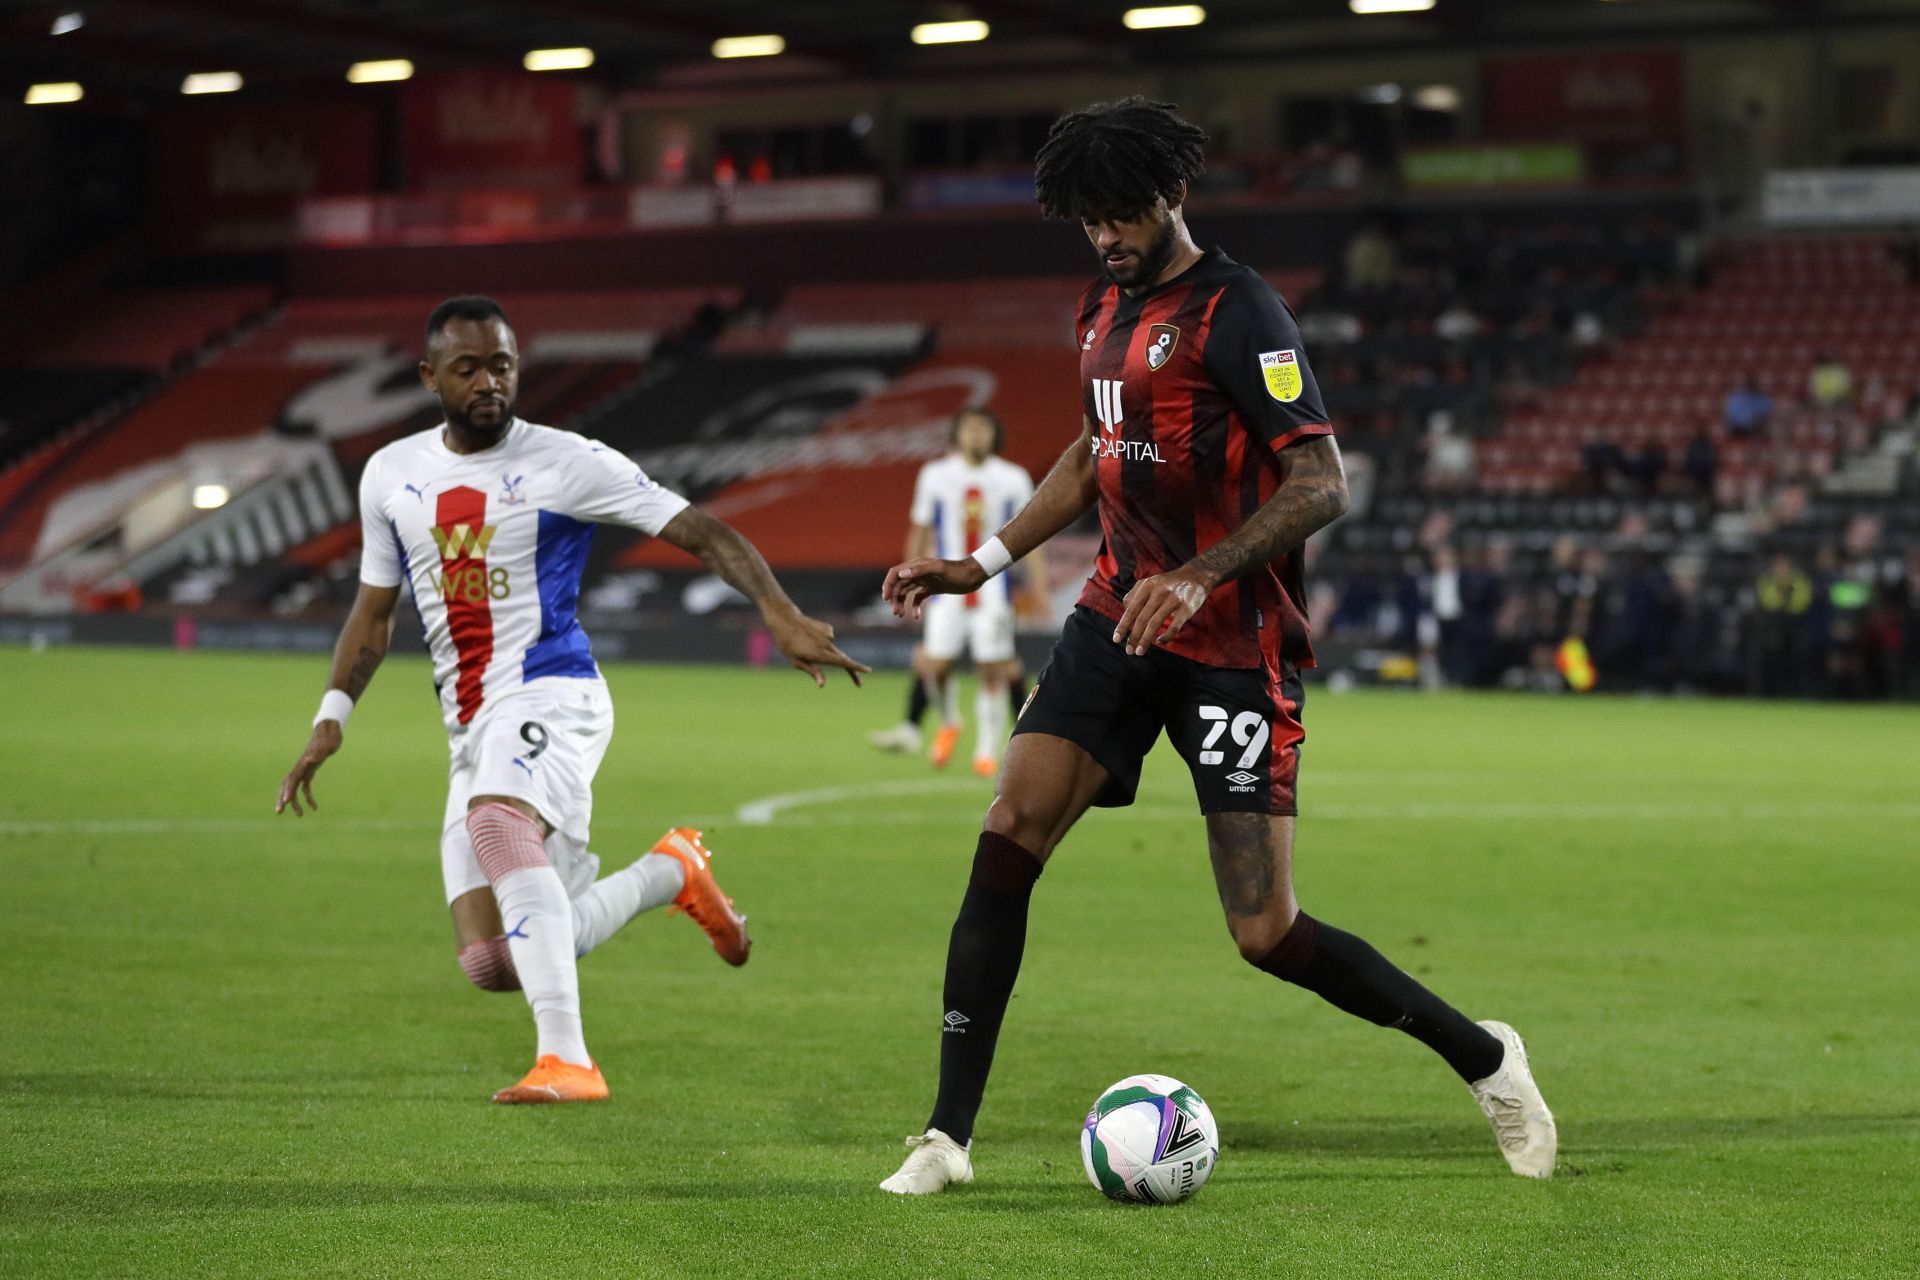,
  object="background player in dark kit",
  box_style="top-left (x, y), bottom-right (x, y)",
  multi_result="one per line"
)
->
top-left (878, 98), bottom-right (1556, 1195)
